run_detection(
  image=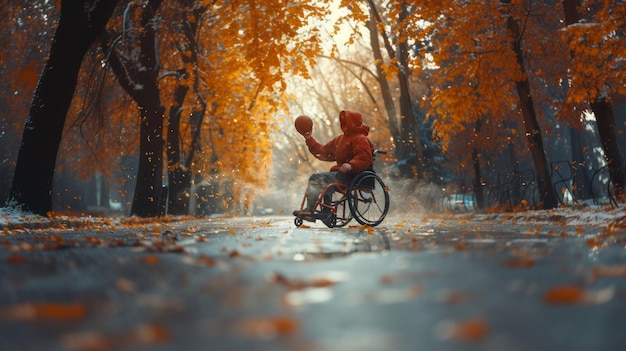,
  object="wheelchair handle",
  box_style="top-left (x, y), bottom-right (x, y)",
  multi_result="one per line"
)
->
top-left (373, 149), bottom-right (386, 161)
